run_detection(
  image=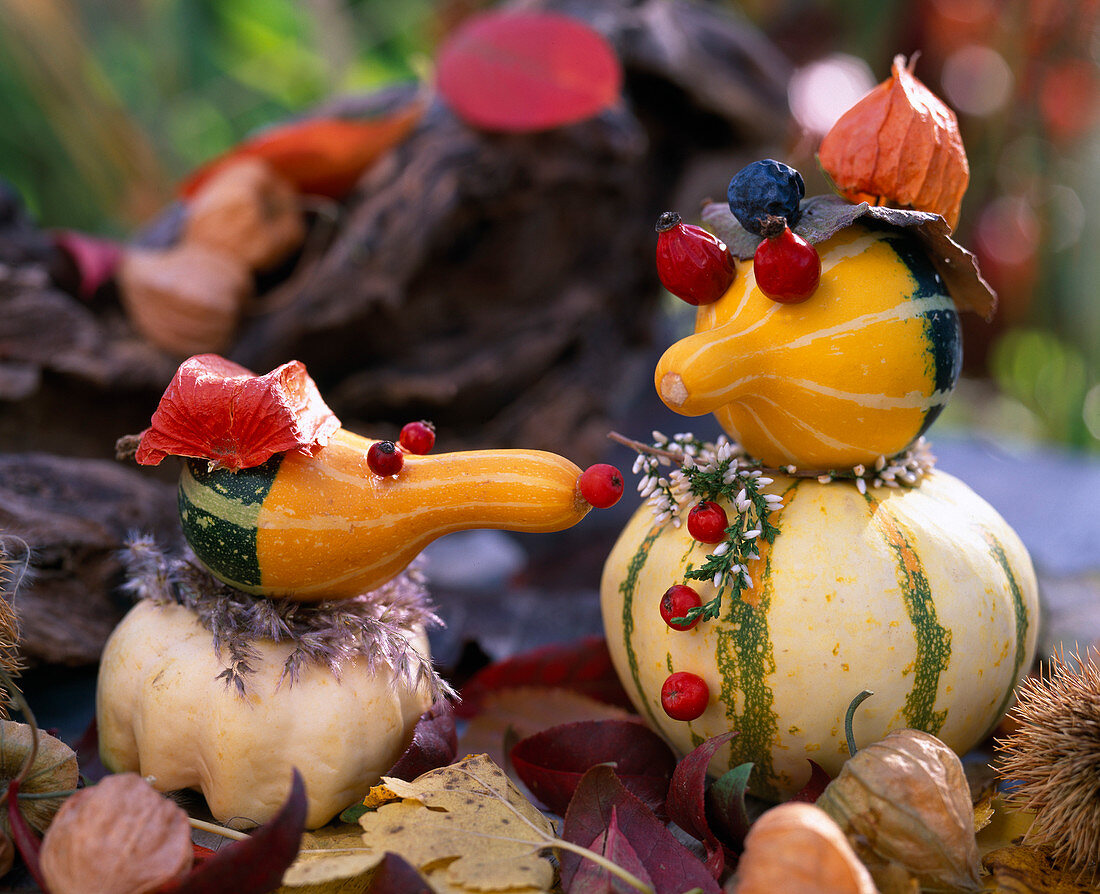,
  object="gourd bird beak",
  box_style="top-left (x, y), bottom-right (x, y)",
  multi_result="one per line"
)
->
top-left (655, 323), bottom-right (747, 417)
